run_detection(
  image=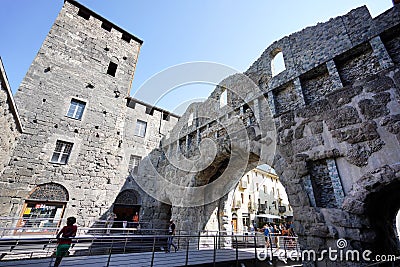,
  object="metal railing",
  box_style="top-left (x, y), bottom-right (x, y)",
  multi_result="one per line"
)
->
top-left (0, 230), bottom-right (300, 266)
